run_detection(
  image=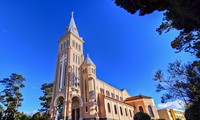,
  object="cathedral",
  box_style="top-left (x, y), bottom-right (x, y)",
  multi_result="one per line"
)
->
top-left (50, 12), bottom-right (160, 120)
